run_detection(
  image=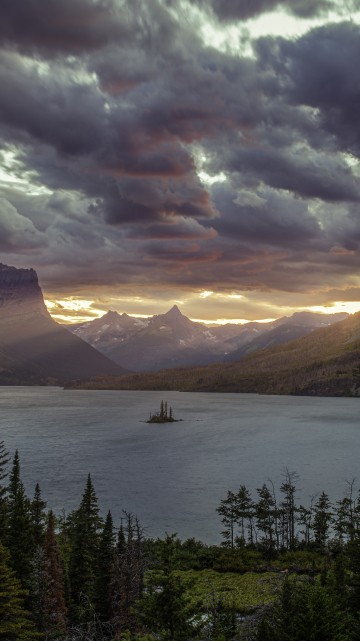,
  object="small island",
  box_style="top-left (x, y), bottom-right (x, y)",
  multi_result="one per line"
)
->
top-left (147, 400), bottom-right (180, 423)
